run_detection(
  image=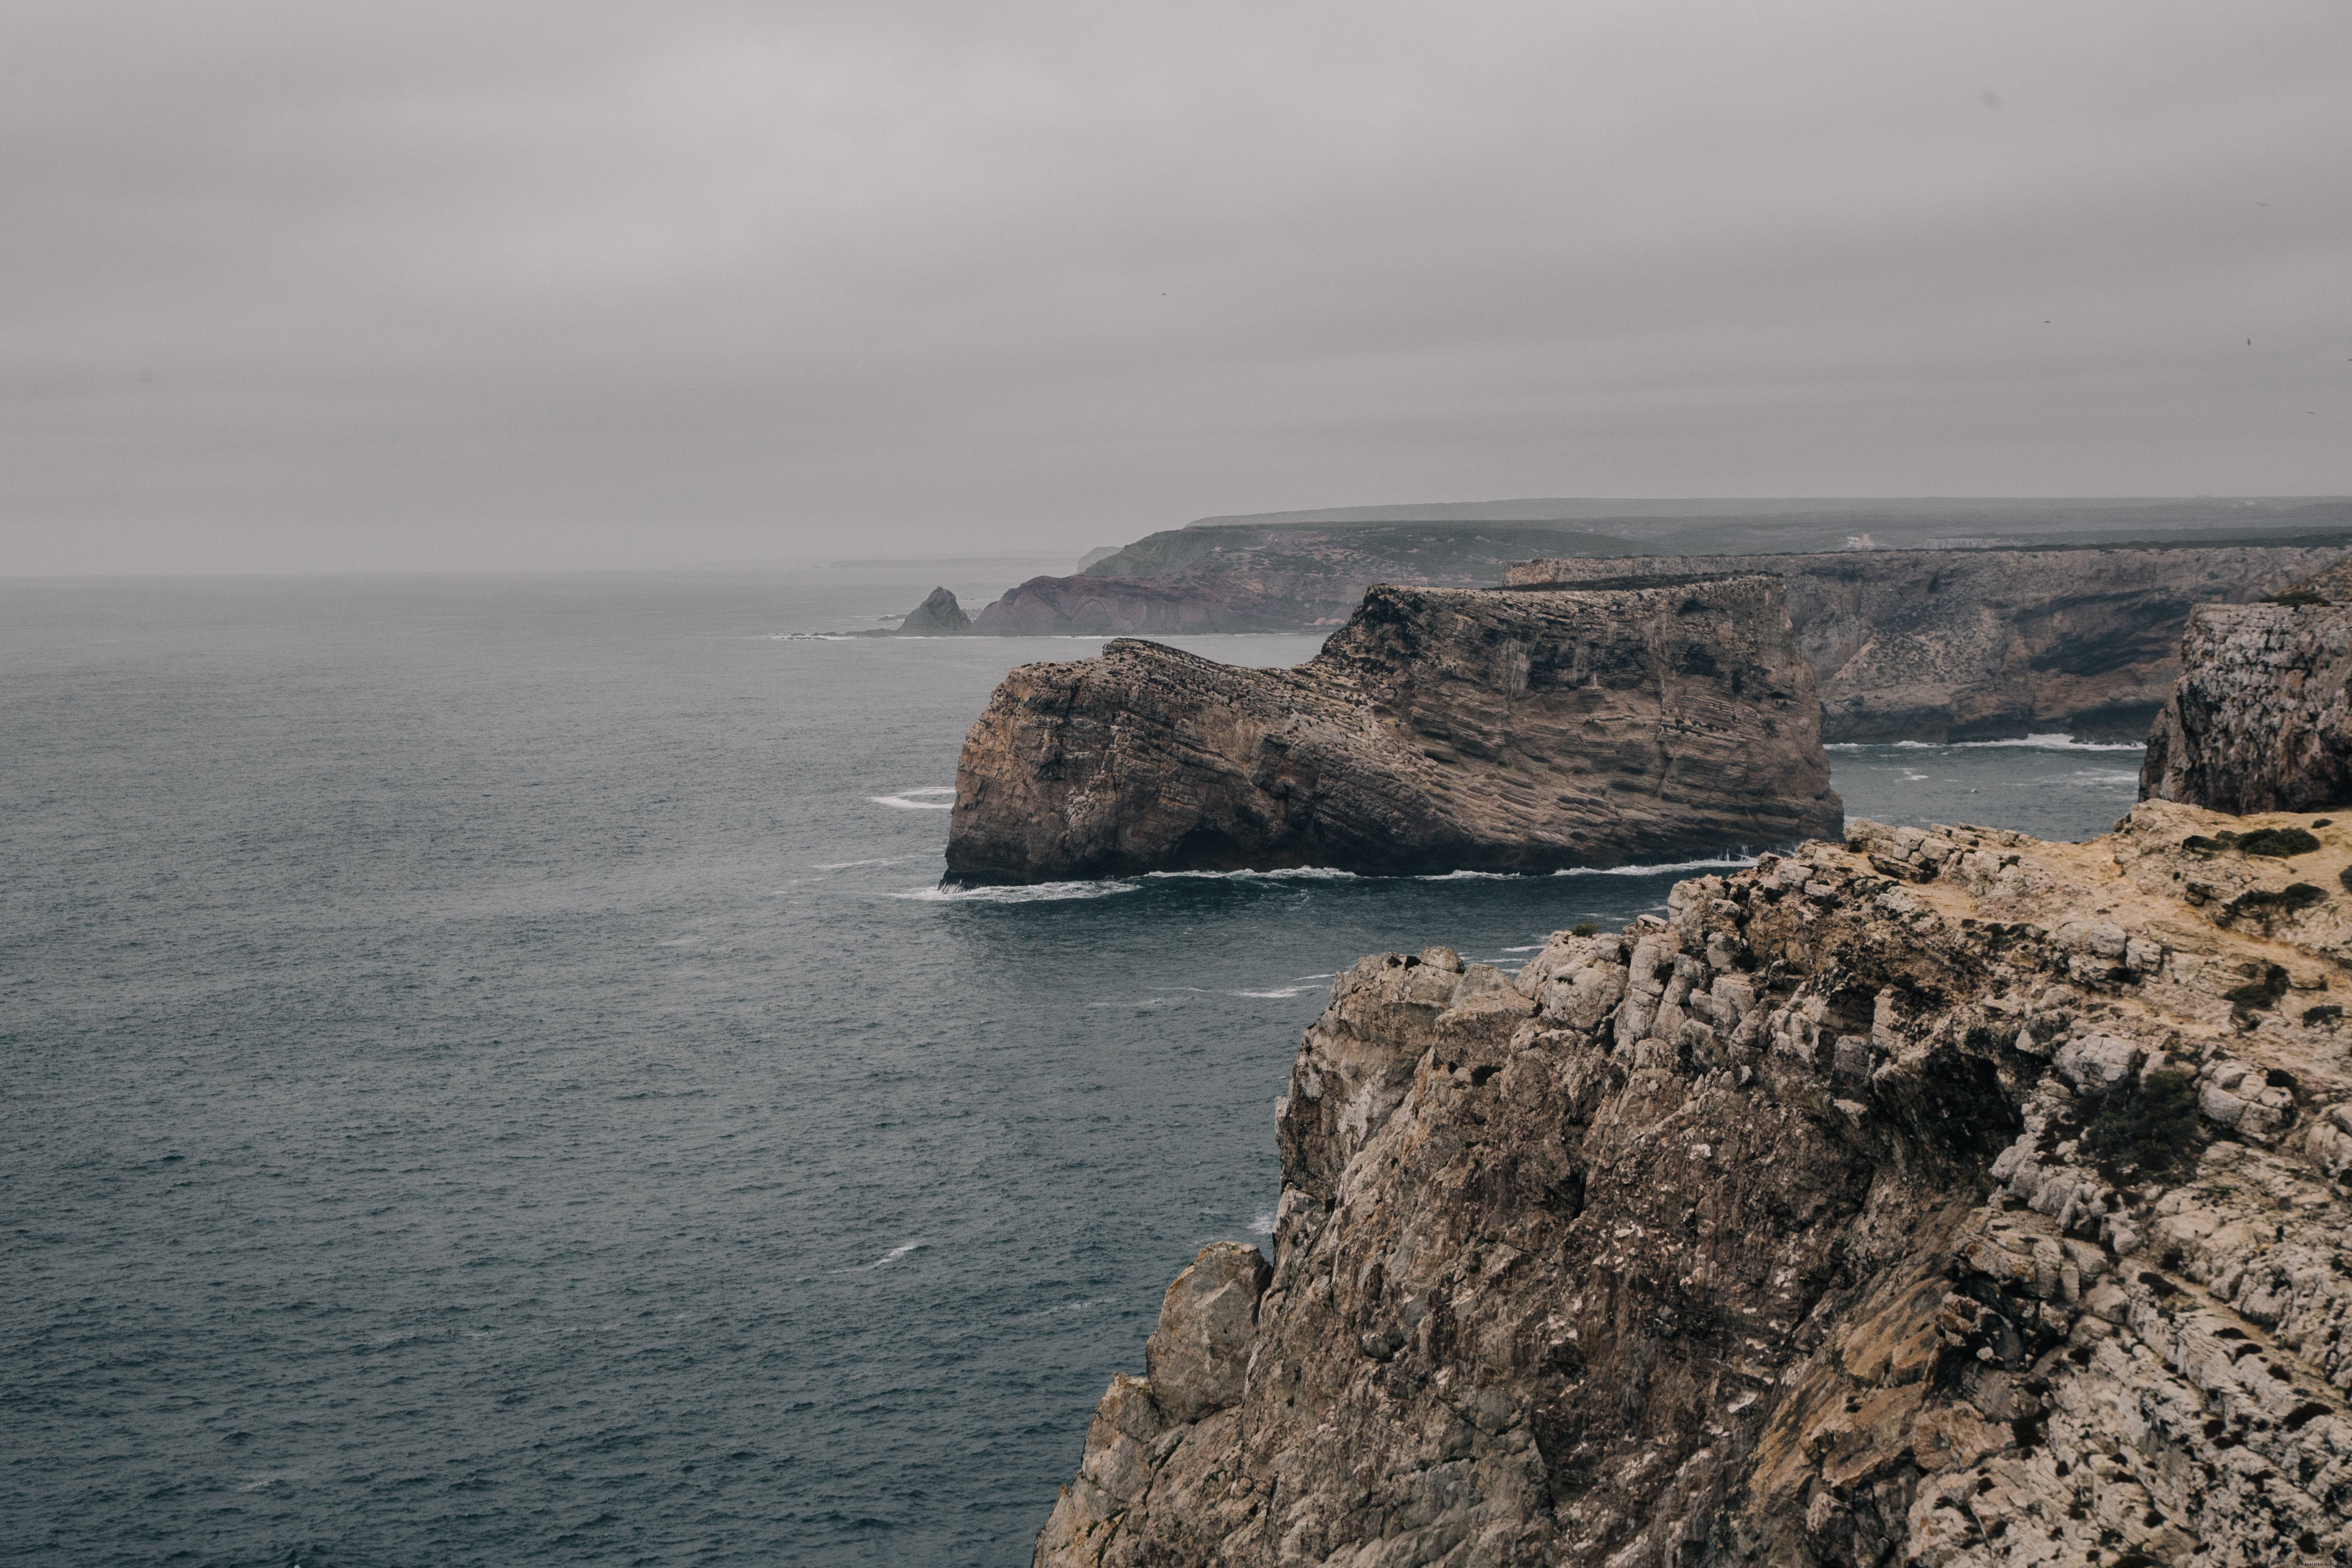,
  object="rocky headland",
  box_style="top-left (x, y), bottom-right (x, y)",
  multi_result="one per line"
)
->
top-left (1508, 545), bottom-right (2346, 743)
top-left (942, 575), bottom-right (1841, 885)
top-left (1037, 800), bottom-right (2352, 1566)
top-left (2142, 560), bottom-right (2352, 816)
